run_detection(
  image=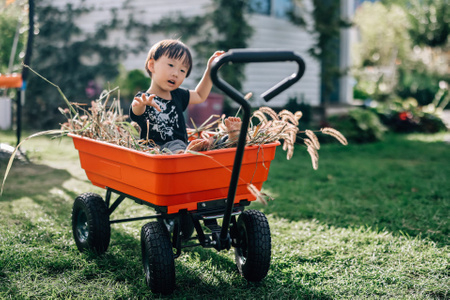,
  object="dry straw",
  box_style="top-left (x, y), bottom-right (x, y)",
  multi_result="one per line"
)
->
top-left (321, 127), bottom-right (348, 145)
top-left (246, 106), bottom-right (347, 167)
top-left (305, 130), bottom-right (320, 150)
